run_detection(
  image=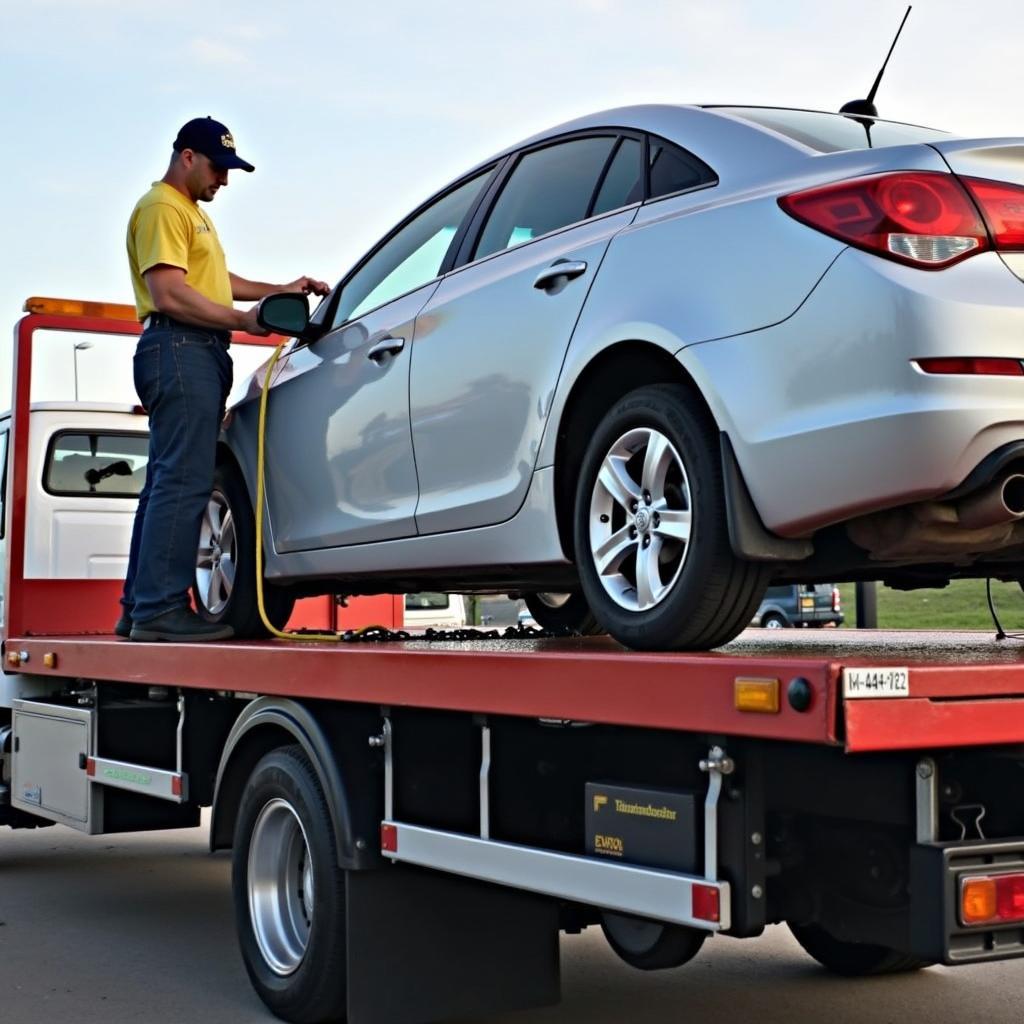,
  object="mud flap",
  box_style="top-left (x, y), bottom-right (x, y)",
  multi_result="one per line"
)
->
top-left (346, 865), bottom-right (561, 1024)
